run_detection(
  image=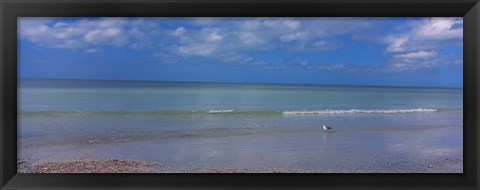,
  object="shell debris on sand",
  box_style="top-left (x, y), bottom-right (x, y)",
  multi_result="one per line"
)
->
top-left (17, 156), bottom-right (463, 173)
top-left (18, 159), bottom-right (165, 173)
